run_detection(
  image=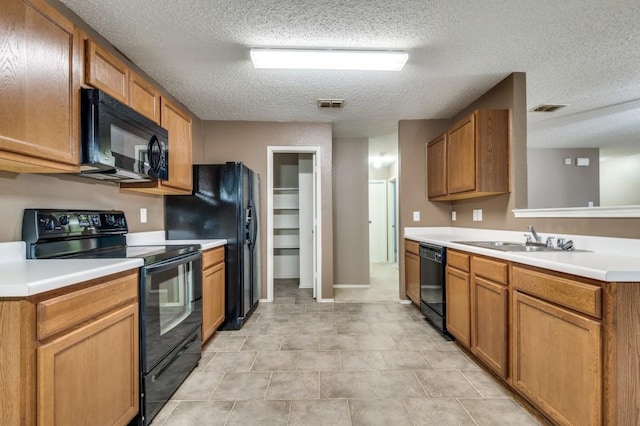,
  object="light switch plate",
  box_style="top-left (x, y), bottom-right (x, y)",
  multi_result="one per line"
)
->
top-left (477, 209), bottom-right (483, 221)
top-left (140, 208), bottom-right (147, 223)
top-left (413, 211), bottom-right (420, 222)
top-left (451, 211), bottom-right (457, 221)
